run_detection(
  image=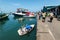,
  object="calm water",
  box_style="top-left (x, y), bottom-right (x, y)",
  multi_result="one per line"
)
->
top-left (0, 14), bottom-right (37, 40)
